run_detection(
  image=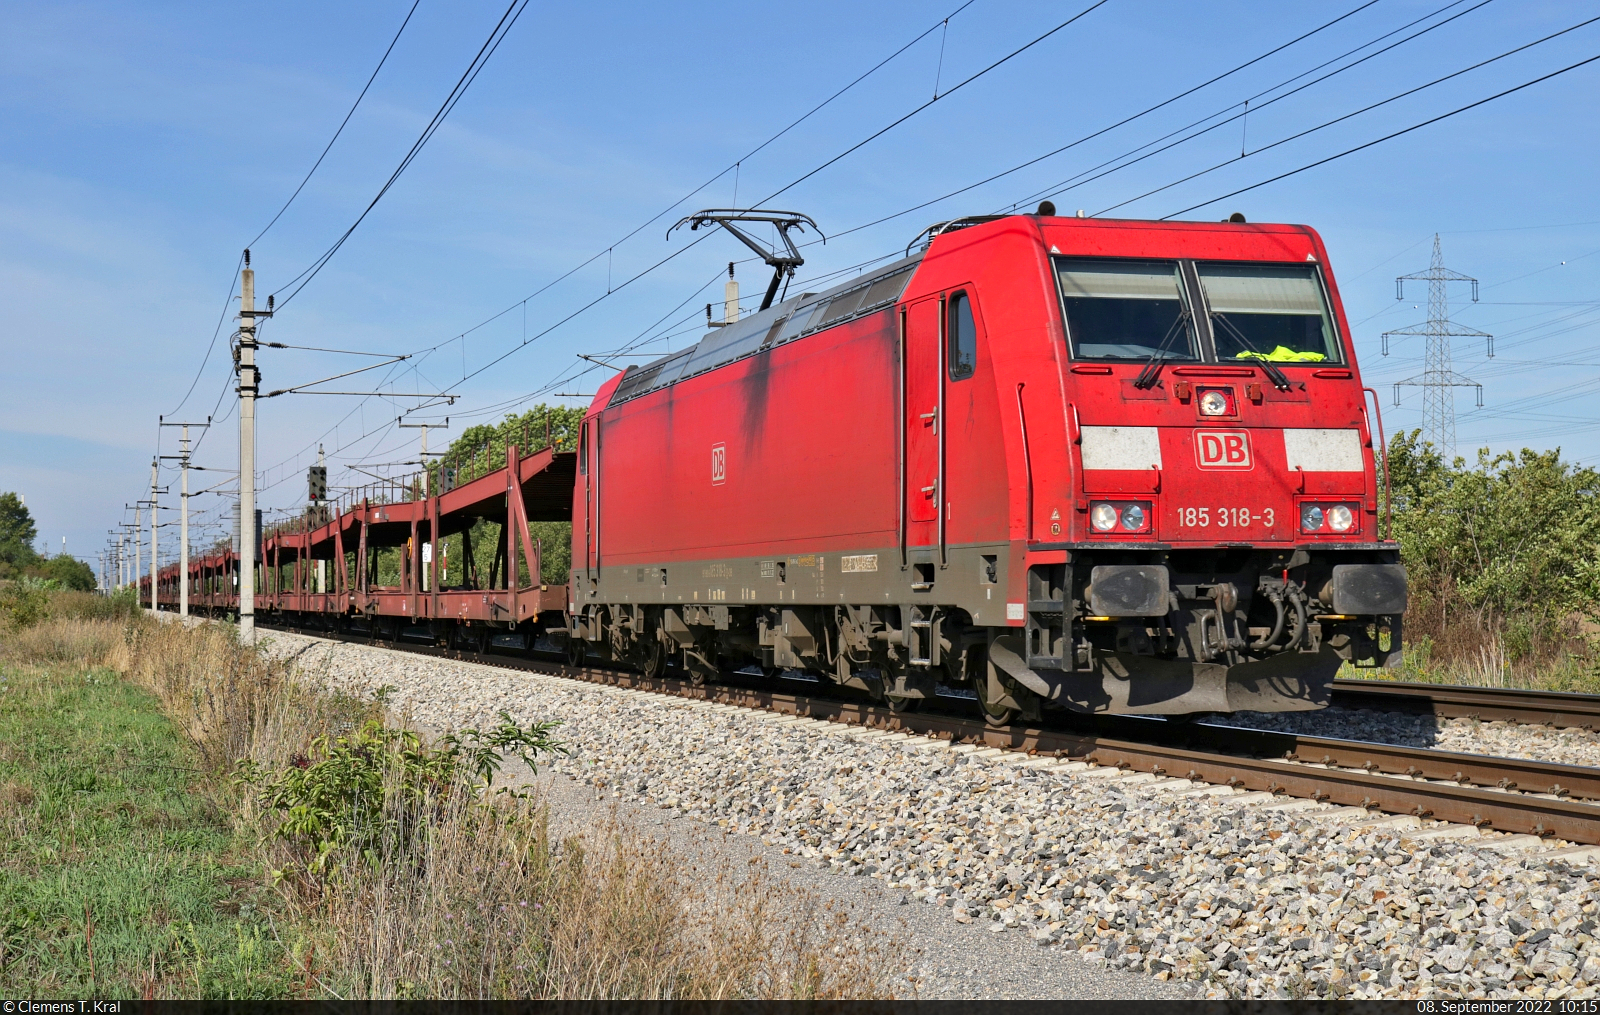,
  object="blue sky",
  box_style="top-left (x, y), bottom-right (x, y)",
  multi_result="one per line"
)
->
top-left (3, 0), bottom-right (1598, 569)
